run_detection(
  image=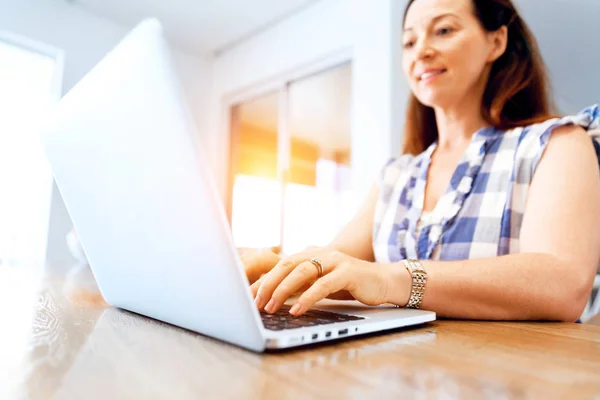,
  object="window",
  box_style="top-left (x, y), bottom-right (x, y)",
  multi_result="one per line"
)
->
top-left (228, 63), bottom-right (354, 255)
top-left (0, 33), bottom-right (63, 267)
top-left (229, 91), bottom-right (282, 250)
